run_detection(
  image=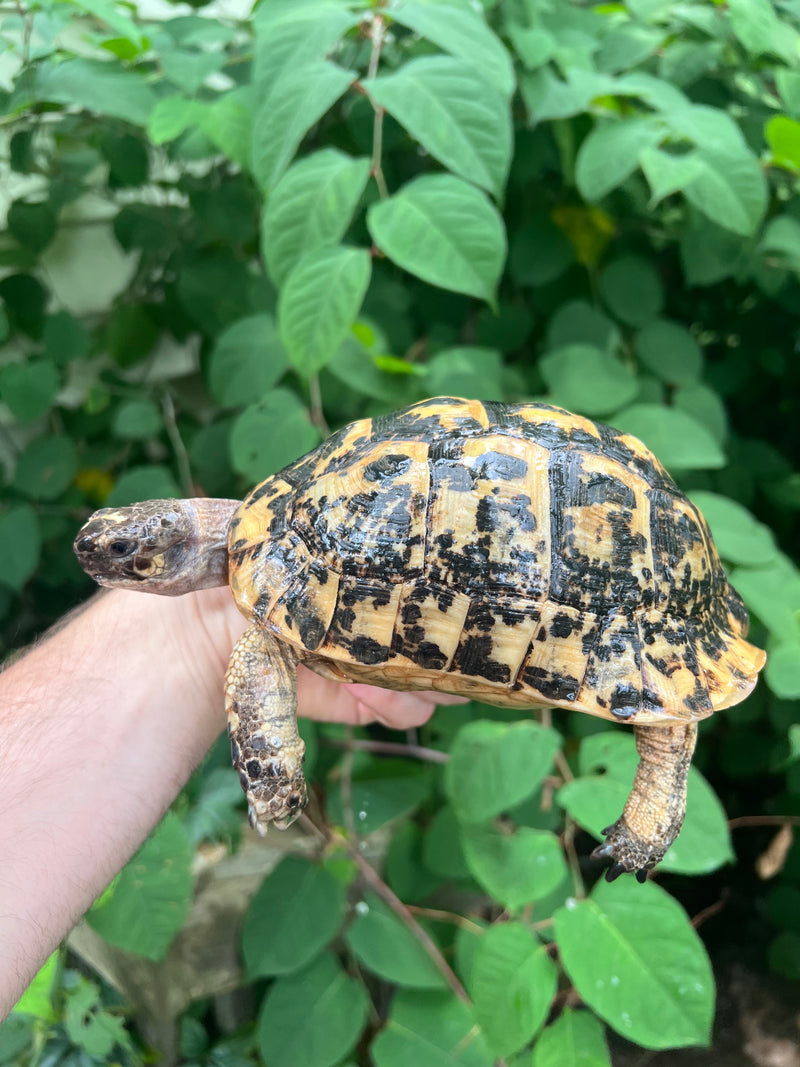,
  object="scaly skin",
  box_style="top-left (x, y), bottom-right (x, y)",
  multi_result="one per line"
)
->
top-left (591, 721), bottom-right (698, 882)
